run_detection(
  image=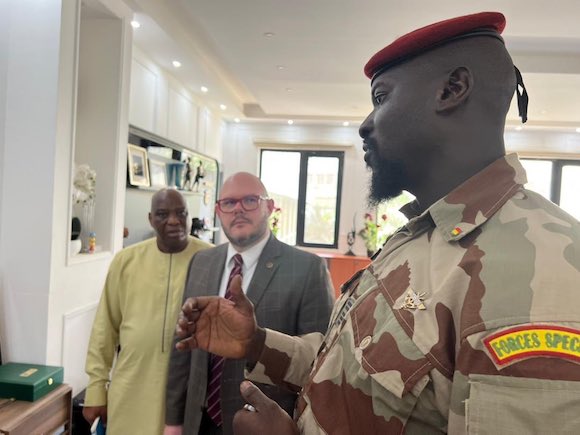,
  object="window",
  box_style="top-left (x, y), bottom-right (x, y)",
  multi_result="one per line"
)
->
top-left (520, 158), bottom-right (580, 220)
top-left (374, 191), bottom-right (415, 251)
top-left (260, 149), bottom-right (344, 248)
top-left (560, 164), bottom-right (580, 220)
top-left (520, 159), bottom-right (553, 201)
